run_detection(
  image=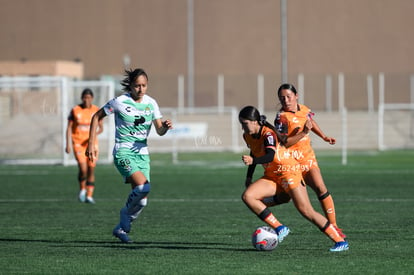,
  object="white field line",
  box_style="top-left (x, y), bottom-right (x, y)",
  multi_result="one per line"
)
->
top-left (0, 197), bottom-right (412, 203)
top-left (1, 167), bottom-right (413, 176)
top-left (0, 170), bottom-right (53, 175)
